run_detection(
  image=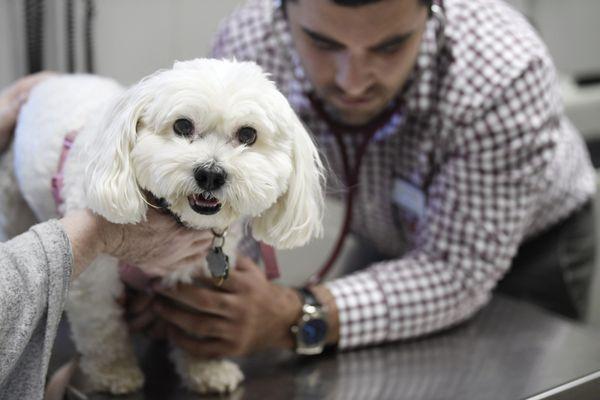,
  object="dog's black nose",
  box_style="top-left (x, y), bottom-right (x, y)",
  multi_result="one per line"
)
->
top-left (194, 166), bottom-right (227, 191)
